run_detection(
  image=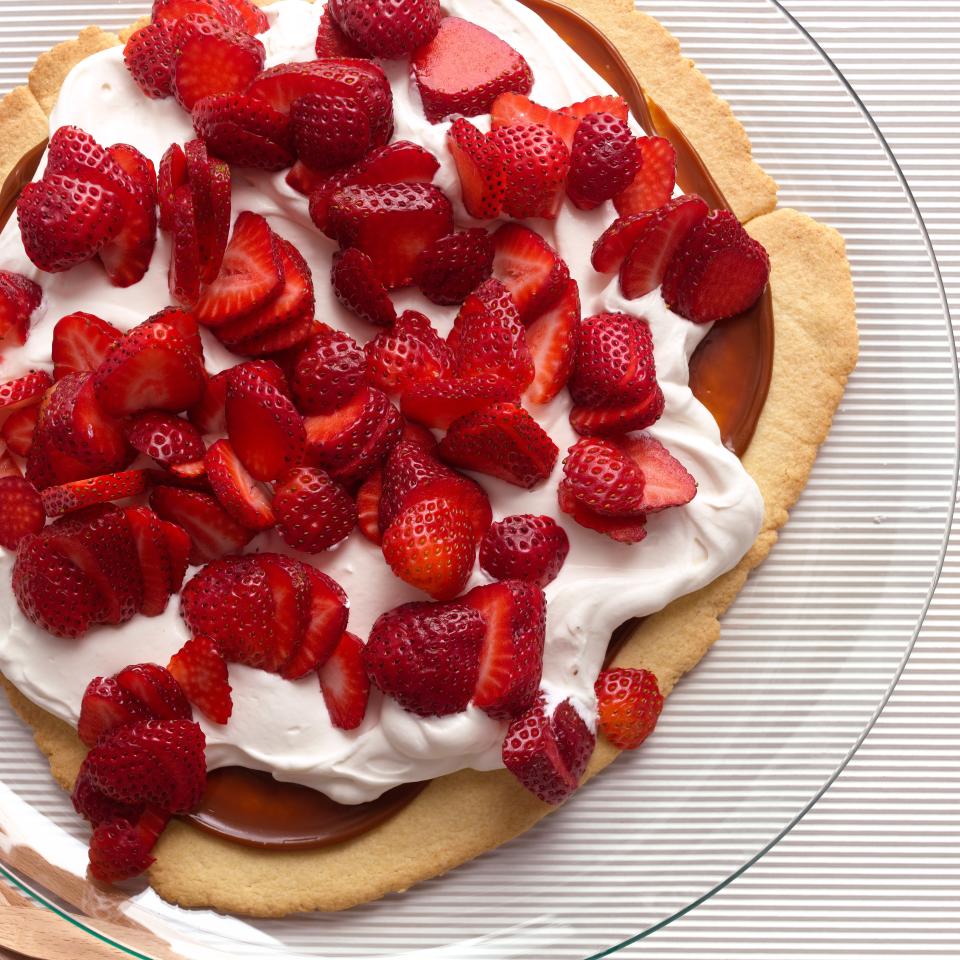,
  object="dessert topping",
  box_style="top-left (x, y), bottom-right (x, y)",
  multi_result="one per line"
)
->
top-left (479, 514), bottom-right (569, 589)
top-left (595, 667), bottom-right (663, 750)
